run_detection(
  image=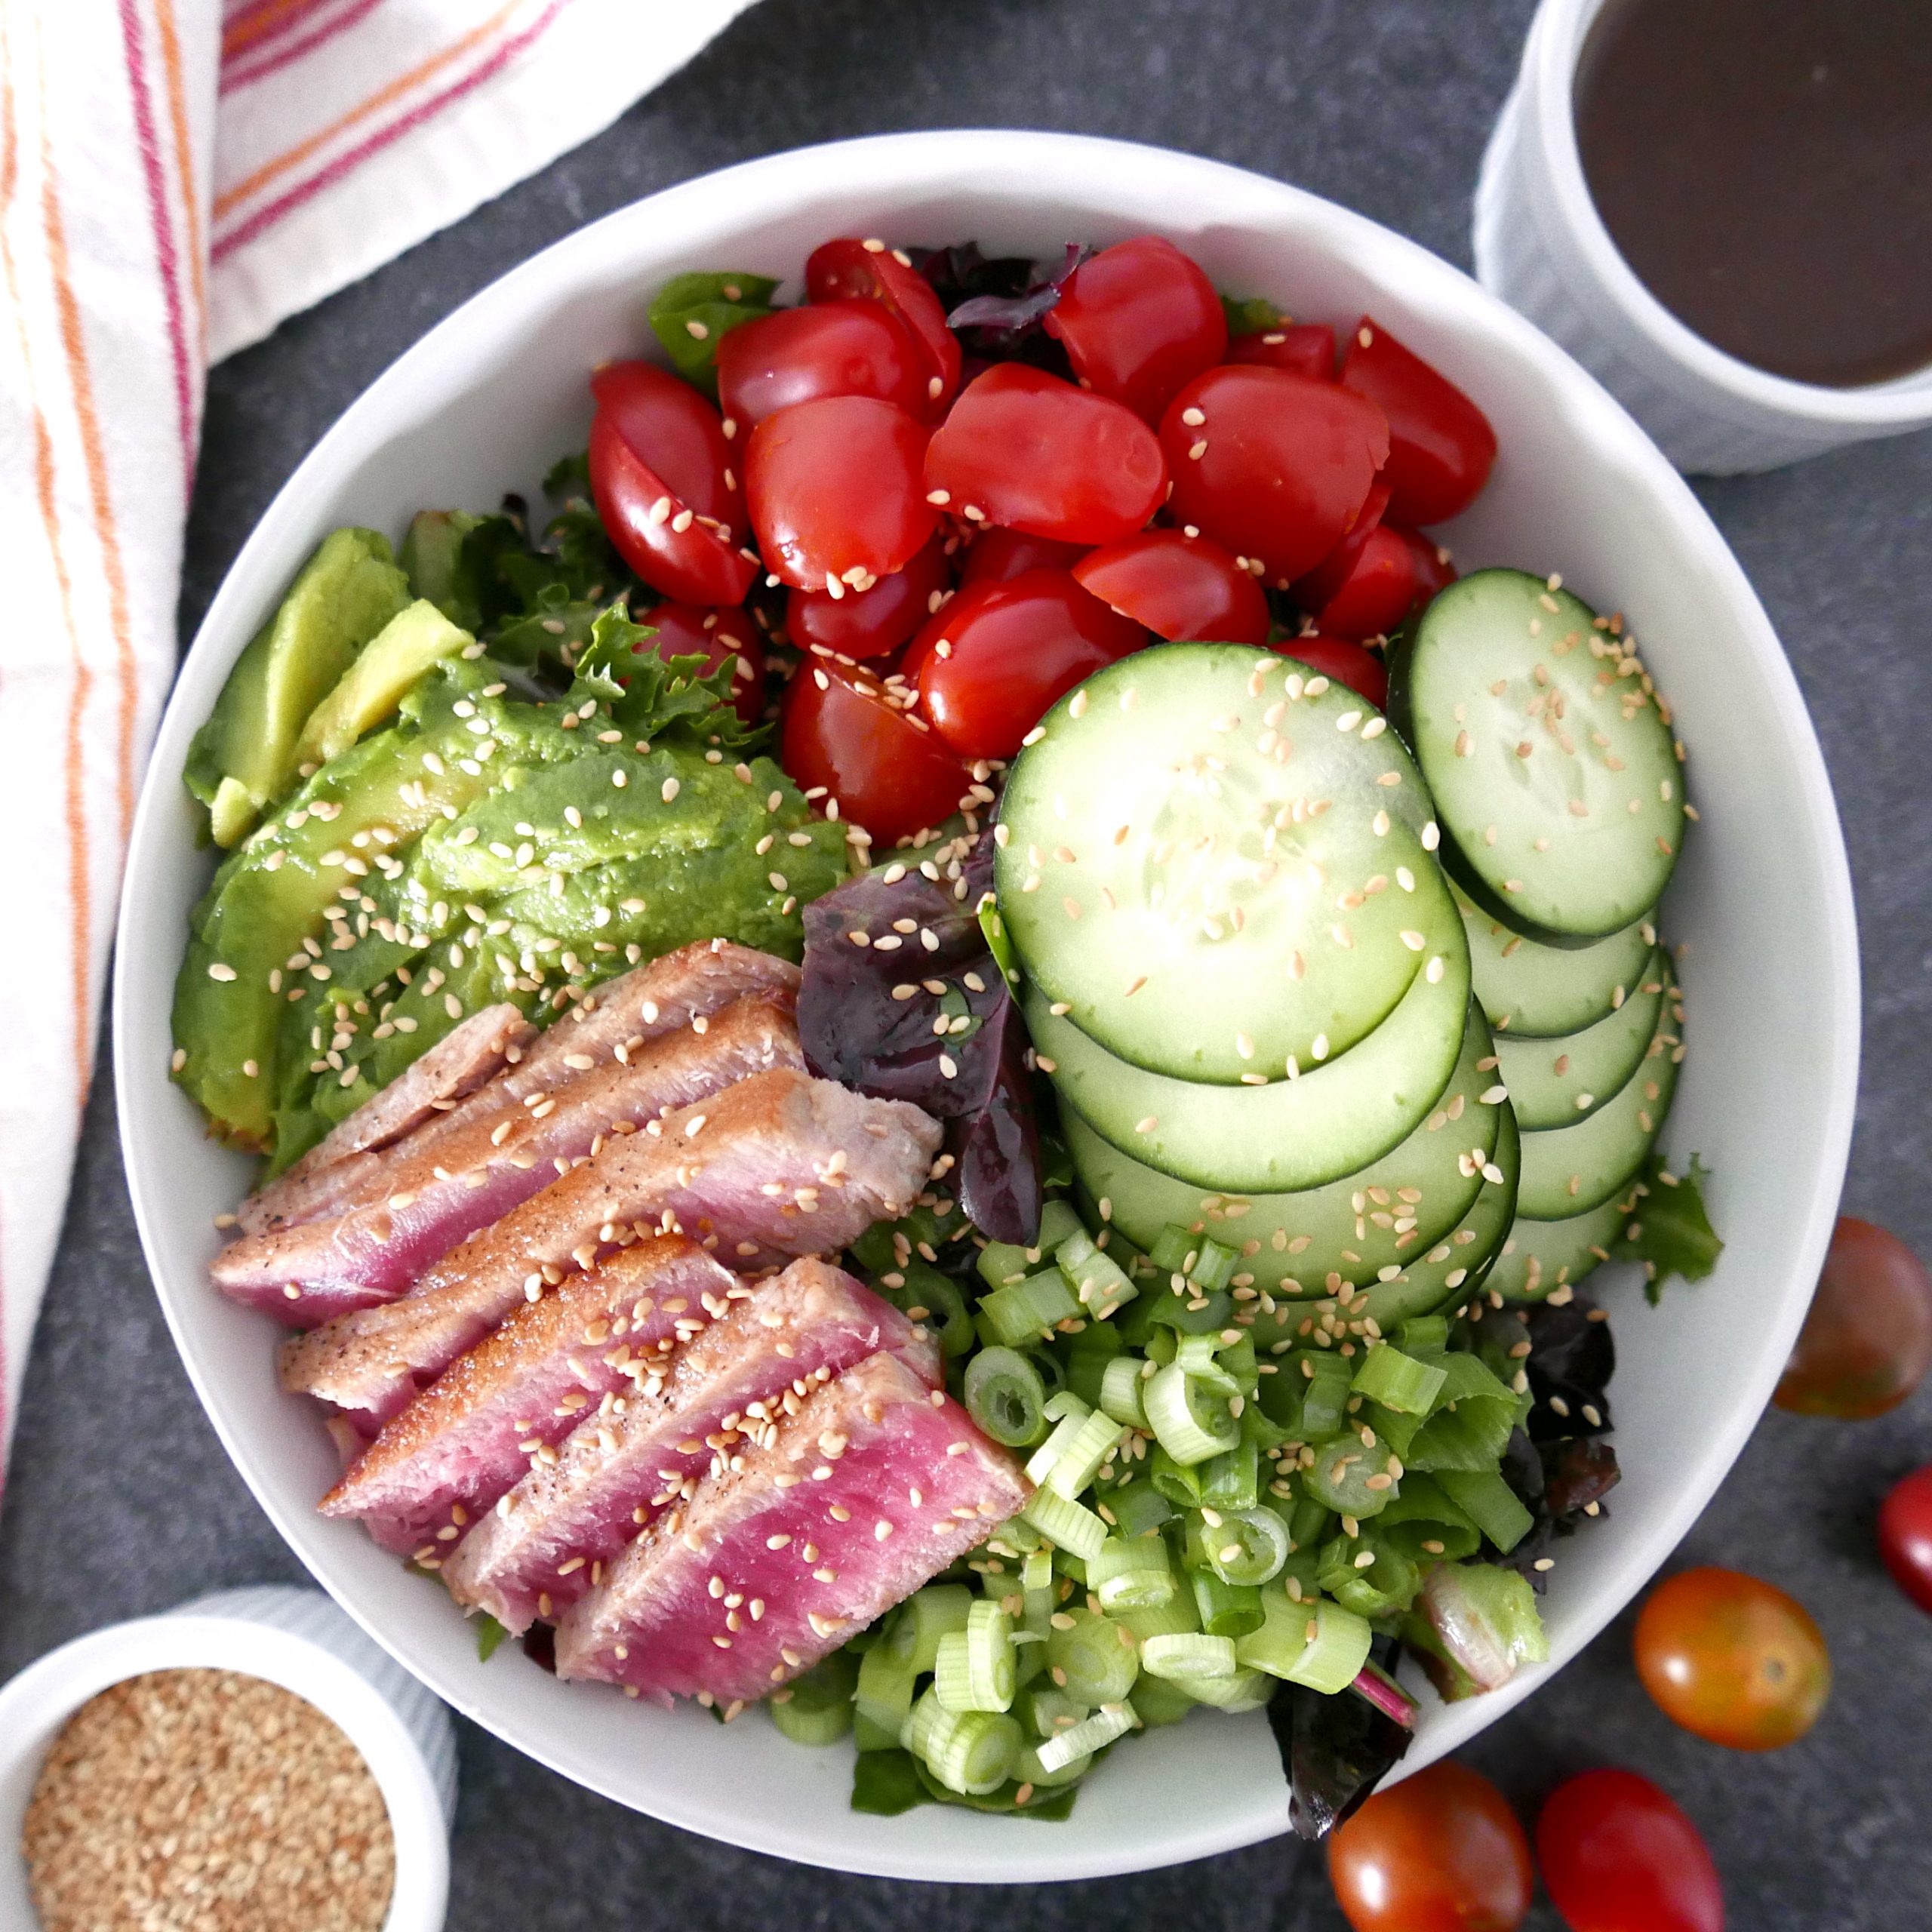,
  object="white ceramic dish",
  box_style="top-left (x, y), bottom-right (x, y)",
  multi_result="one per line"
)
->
top-left (114, 130), bottom-right (1858, 1881)
top-left (0, 1587), bottom-right (454, 1930)
top-left (1474, 0), bottom-right (1932, 474)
